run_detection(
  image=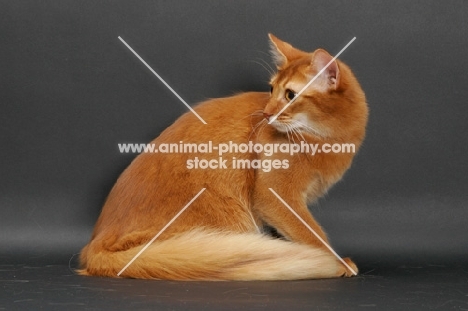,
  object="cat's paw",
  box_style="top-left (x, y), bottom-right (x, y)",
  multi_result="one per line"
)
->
top-left (340, 257), bottom-right (358, 277)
